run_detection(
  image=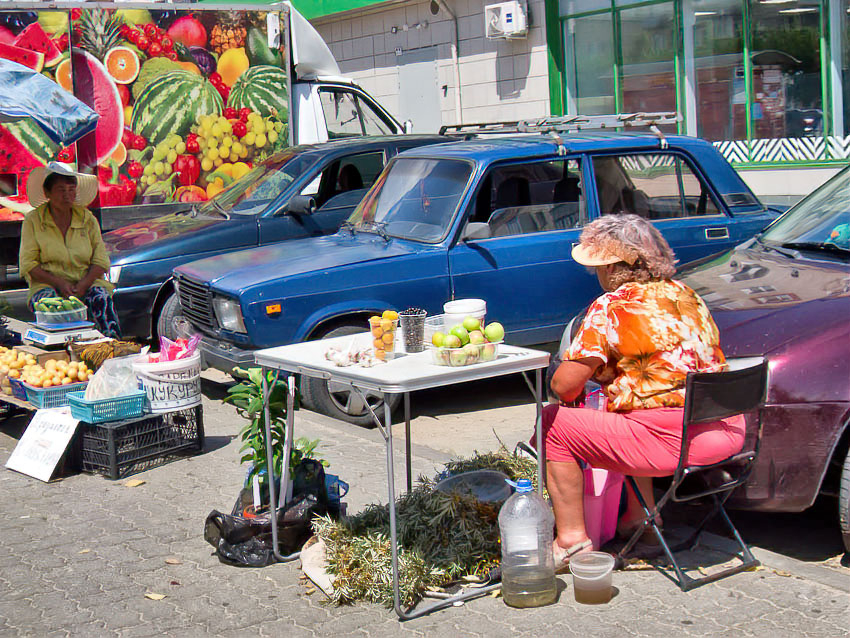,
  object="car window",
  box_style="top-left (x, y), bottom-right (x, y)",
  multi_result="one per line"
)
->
top-left (593, 154), bottom-right (720, 220)
top-left (319, 89), bottom-right (394, 138)
top-left (350, 157), bottom-right (473, 243)
top-left (300, 151), bottom-right (385, 210)
top-left (473, 159), bottom-right (586, 237)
